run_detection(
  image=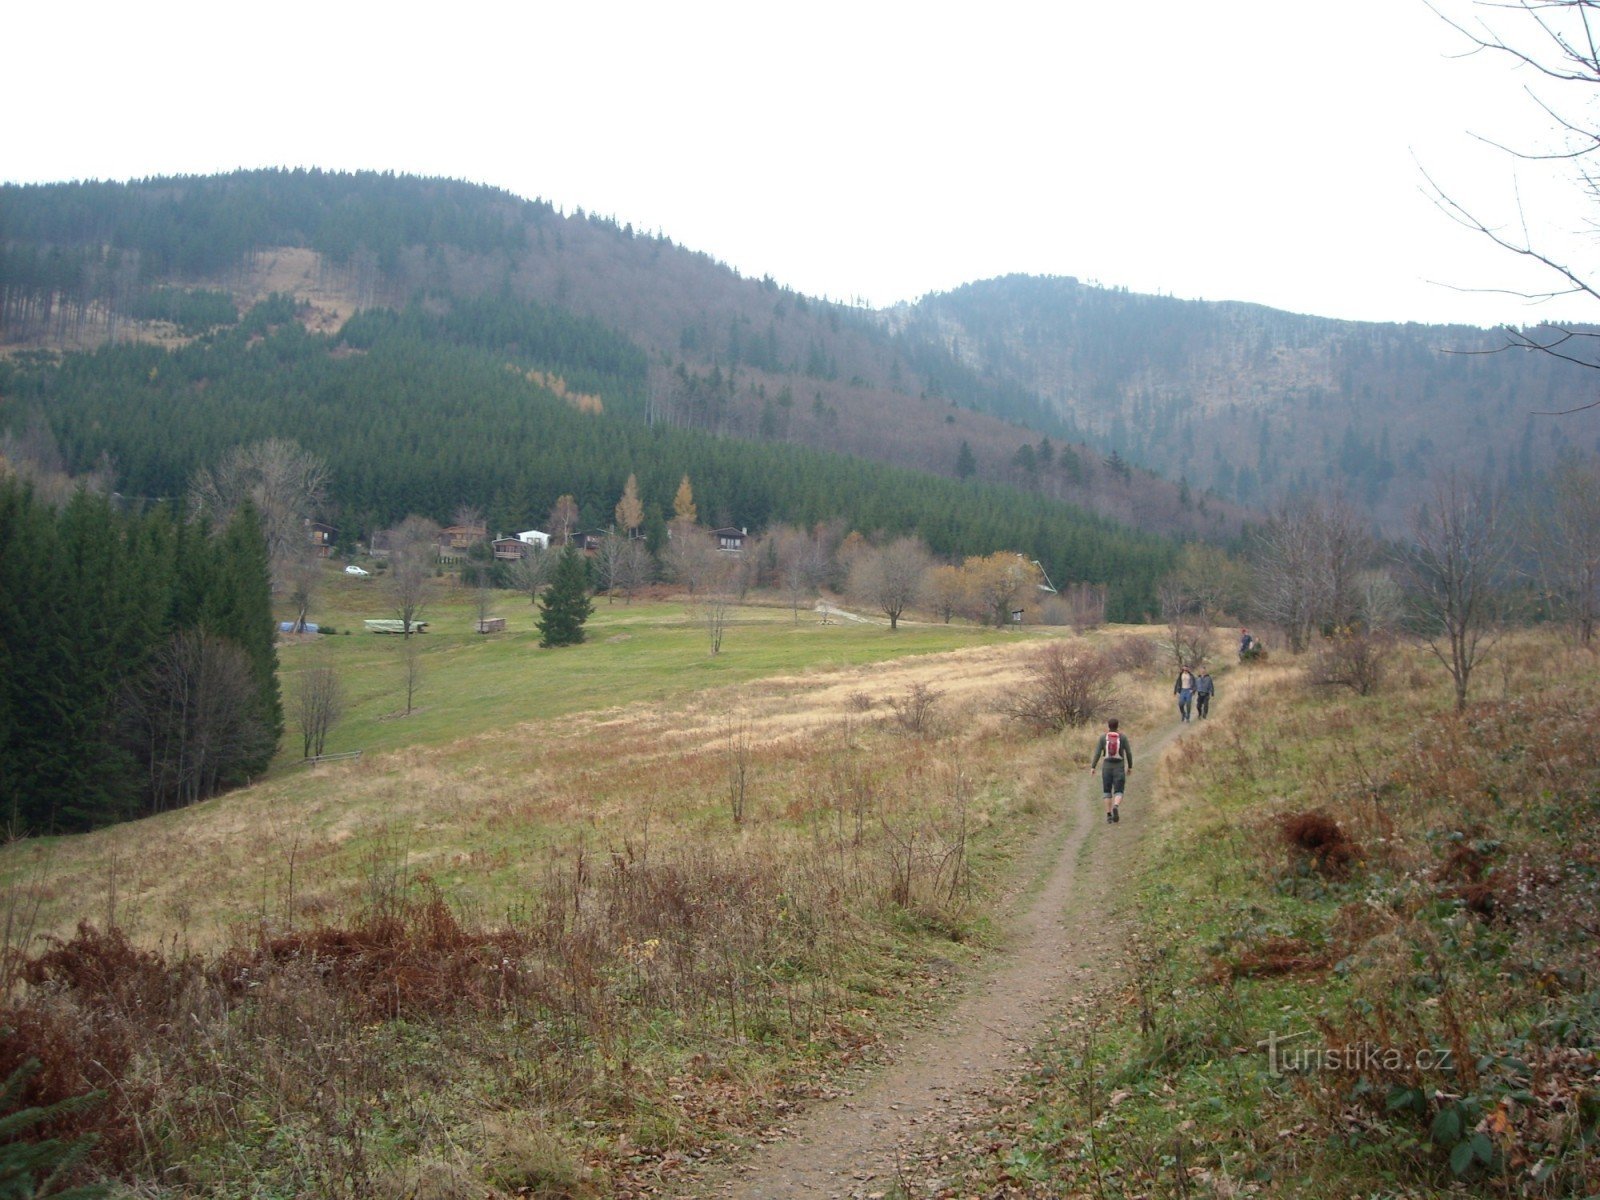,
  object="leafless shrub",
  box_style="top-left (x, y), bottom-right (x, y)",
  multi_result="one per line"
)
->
top-left (1103, 635), bottom-right (1158, 674)
top-left (1000, 643), bottom-right (1121, 733)
top-left (1307, 629), bottom-right (1393, 696)
top-left (846, 691), bottom-right (874, 713)
top-left (886, 682), bottom-right (943, 737)
top-left (879, 769), bottom-right (973, 920)
top-left (723, 713), bottom-right (752, 824)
